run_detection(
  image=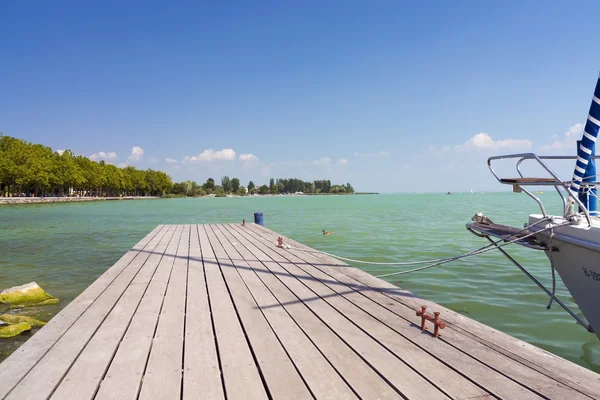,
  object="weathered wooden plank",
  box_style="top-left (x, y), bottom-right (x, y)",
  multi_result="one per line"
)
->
top-left (139, 225), bottom-right (190, 399)
top-left (228, 224), bottom-right (467, 400)
top-left (0, 225), bottom-right (164, 400)
top-left (5, 222), bottom-right (598, 400)
top-left (182, 225), bottom-right (224, 400)
top-left (221, 225), bottom-right (416, 399)
top-left (213, 224), bottom-right (357, 399)
top-left (246, 223), bottom-right (600, 399)
top-left (254, 224), bottom-right (600, 399)
top-left (95, 225), bottom-right (182, 400)
top-left (50, 225), bottom-right (176, 400)
top-left (229, 225), bottom-right (489, 399)
top-left (236, 224), bottom-right (568, 400)
top-left (199, 225), bottom-right (268, 399)
top-left (207, 224), bottom-right (313, 399)
top-left (5, 226), bottom-right (170, 400)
